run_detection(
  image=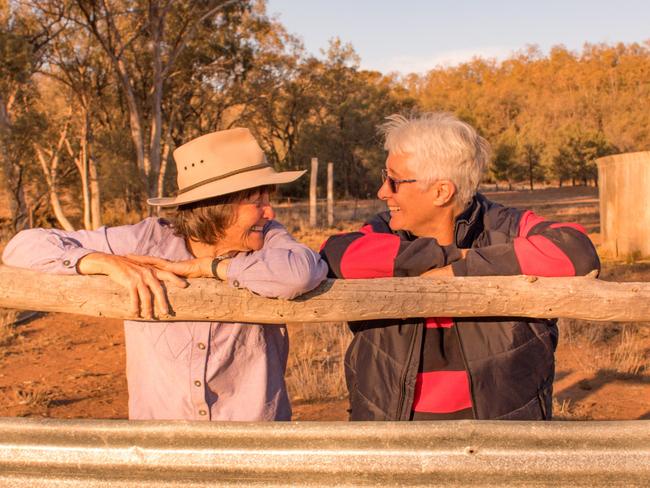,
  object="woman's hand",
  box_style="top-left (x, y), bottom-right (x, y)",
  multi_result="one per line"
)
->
top-left (421, 264), bottom-right (454, 277)
top-left (77, 253), bottom-right (188, 319)
top-left (126, 254), bottom-right (228, 279)
top-left (420, 249), bottom-right (469, 277)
